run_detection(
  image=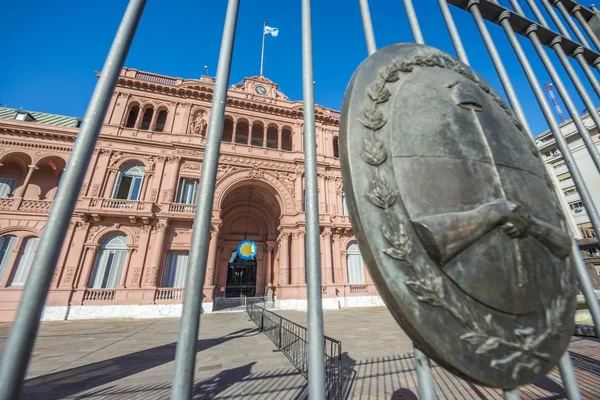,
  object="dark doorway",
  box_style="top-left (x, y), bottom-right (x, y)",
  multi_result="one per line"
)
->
top-left (226, 255), bottom-right (257, 297)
